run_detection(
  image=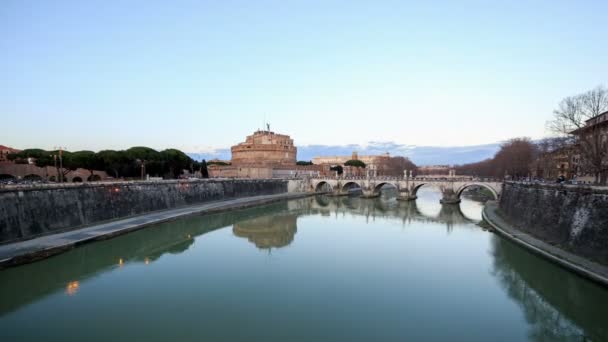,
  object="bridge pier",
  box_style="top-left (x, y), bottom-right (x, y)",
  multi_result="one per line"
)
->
top-left (439, 189), bottom-right (461, 204)
top-left (328, 190), bottom-right (350, 197)
top-left (360, 189), bottom-right (380, 198)
top-left (397, 190), bottom-right (417, 201)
